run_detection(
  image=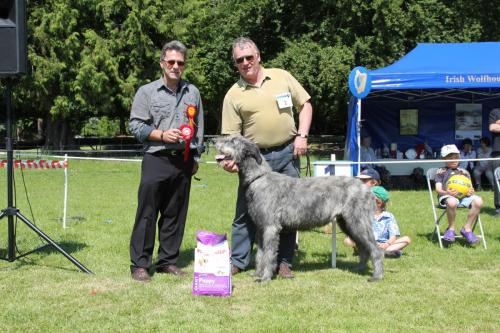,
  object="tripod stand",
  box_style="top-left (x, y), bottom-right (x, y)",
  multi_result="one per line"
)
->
top-left (0, 81), bottom-right (92, 274)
